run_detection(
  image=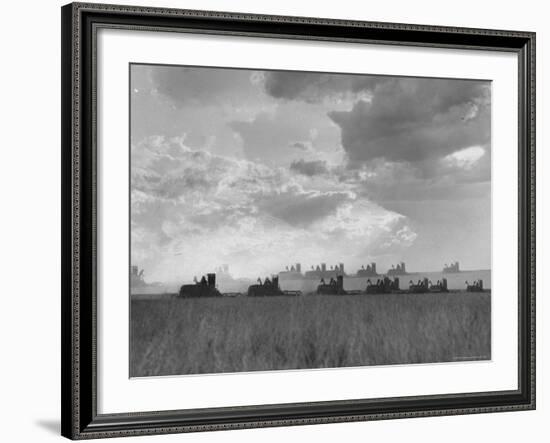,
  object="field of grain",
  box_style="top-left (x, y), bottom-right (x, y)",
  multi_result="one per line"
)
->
top-left (130, 291), bottom-right (491, 377)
